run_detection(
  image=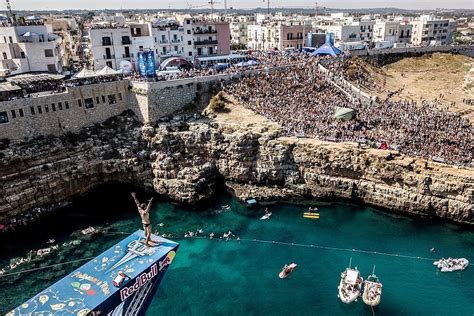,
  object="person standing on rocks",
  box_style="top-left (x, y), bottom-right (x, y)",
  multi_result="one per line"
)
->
top-left (131, 192), bottom-right (155, 246)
